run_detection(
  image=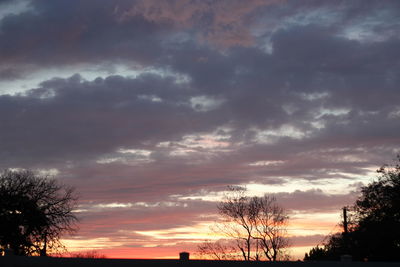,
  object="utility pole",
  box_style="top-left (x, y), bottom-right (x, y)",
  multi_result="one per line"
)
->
top-left (342, 206), bottom-right (350, 258)
top-left (343, 207), bottom-right (348, 235)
